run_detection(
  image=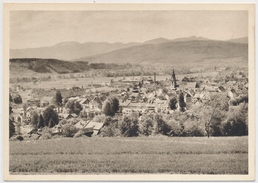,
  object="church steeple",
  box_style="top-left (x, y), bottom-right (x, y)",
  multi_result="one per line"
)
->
top-left (172, 69), bottom-right (177, 89)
